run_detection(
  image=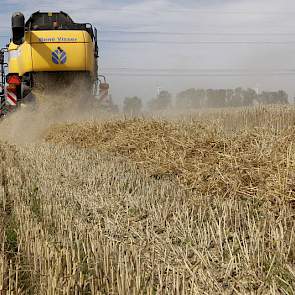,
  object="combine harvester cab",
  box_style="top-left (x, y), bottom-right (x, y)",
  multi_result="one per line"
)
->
top-left (1, 11), bottom-right (113, 115)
